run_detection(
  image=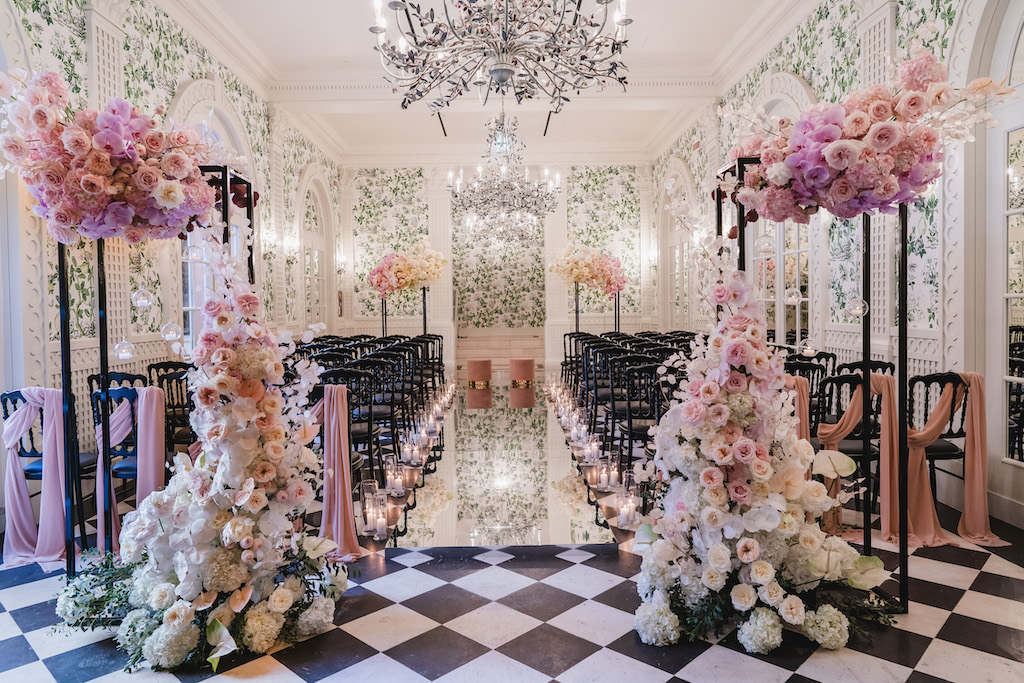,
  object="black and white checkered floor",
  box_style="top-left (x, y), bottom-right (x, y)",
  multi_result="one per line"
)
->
top-left (1, 511), bottom-right (1023, 683)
